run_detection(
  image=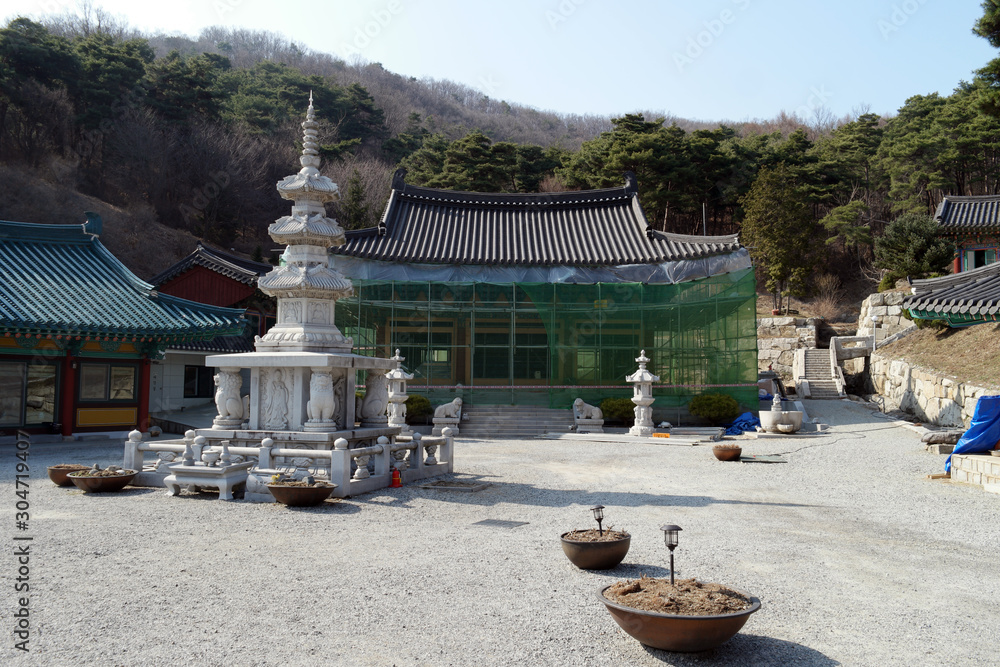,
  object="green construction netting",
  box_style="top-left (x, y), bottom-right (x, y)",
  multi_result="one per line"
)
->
top-left (335, 268), bottom-right (758, 411)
